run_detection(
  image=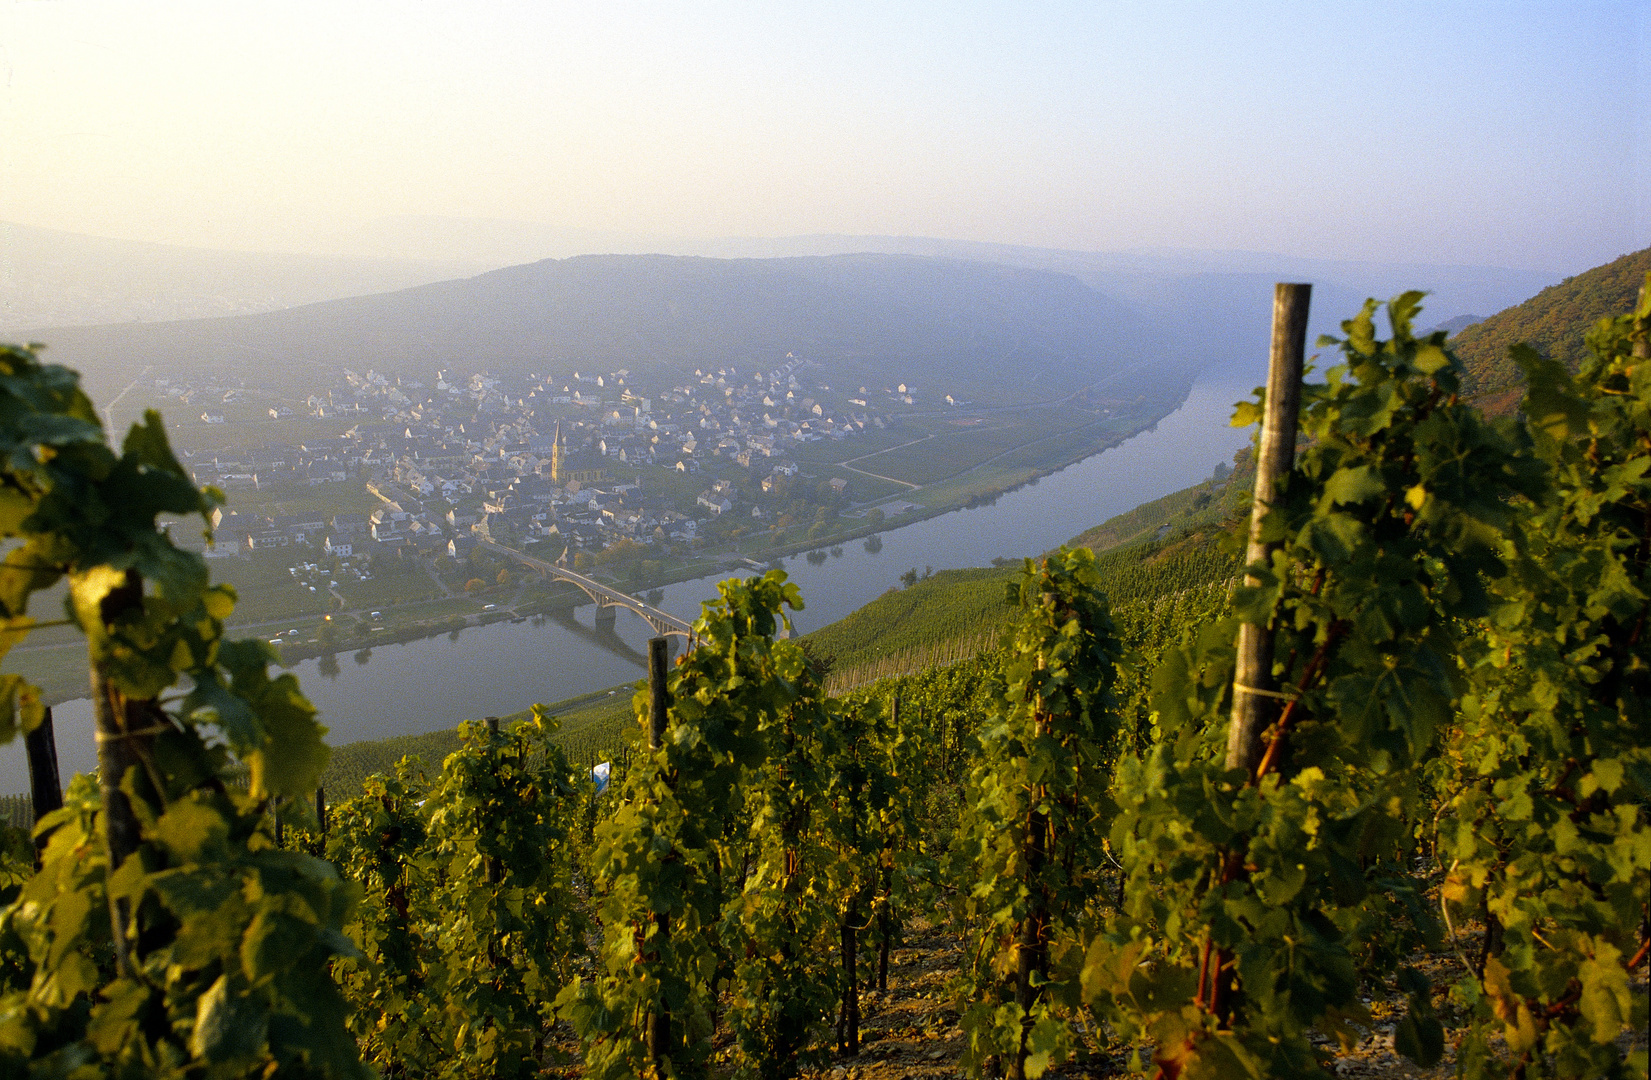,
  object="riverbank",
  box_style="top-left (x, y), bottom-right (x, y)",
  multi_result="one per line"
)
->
top-left (186, 391), bottom-right (1193, 678)
top-left (0, 375), bottom-right (1253, 793)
